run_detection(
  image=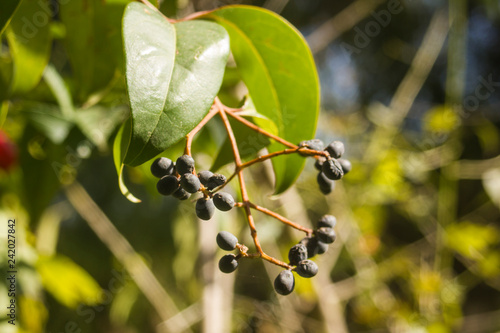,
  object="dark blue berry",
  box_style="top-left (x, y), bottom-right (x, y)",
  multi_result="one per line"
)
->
top-left (156, 175), bottom-right (179, 196)
top-left (172, 187), bottom-right (190, 200)
top-left (176, 155), bottom-right (195, 175)
top-left (219, 254), bottom-right (238, 273)
top-left (180, 173), bottom-right (201, 193)
top-left (288, 244), bottom-right (308, 266)
top-left (274, 270), bottom-right (295, 295)
top-left (317, 172), bottom-right (335, 194)
top-left (207, 173), bottom-right (226, 190)
top-left (198, 170), bottom-right (214, 186)
top-left (325, 141), bottom-right (345, 159)
top-left (316, 227), bottom-right (336, 244)
top-left (317, 215), bottom-right (337, 229)
top-left (216, 231), bottom-right (238, 251)
top-left (322, 158), bottom-right (344, 180)
top-left (295, 260), bottom-right (318, 278)
top-left (196, 198), bottom-right (215, 220)
top-left (151, 157), bottom-right (175, 178)
top-left (337, 158), bottom-right (352, 174)
top-left (213, 192), bottom-right (235, 211)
